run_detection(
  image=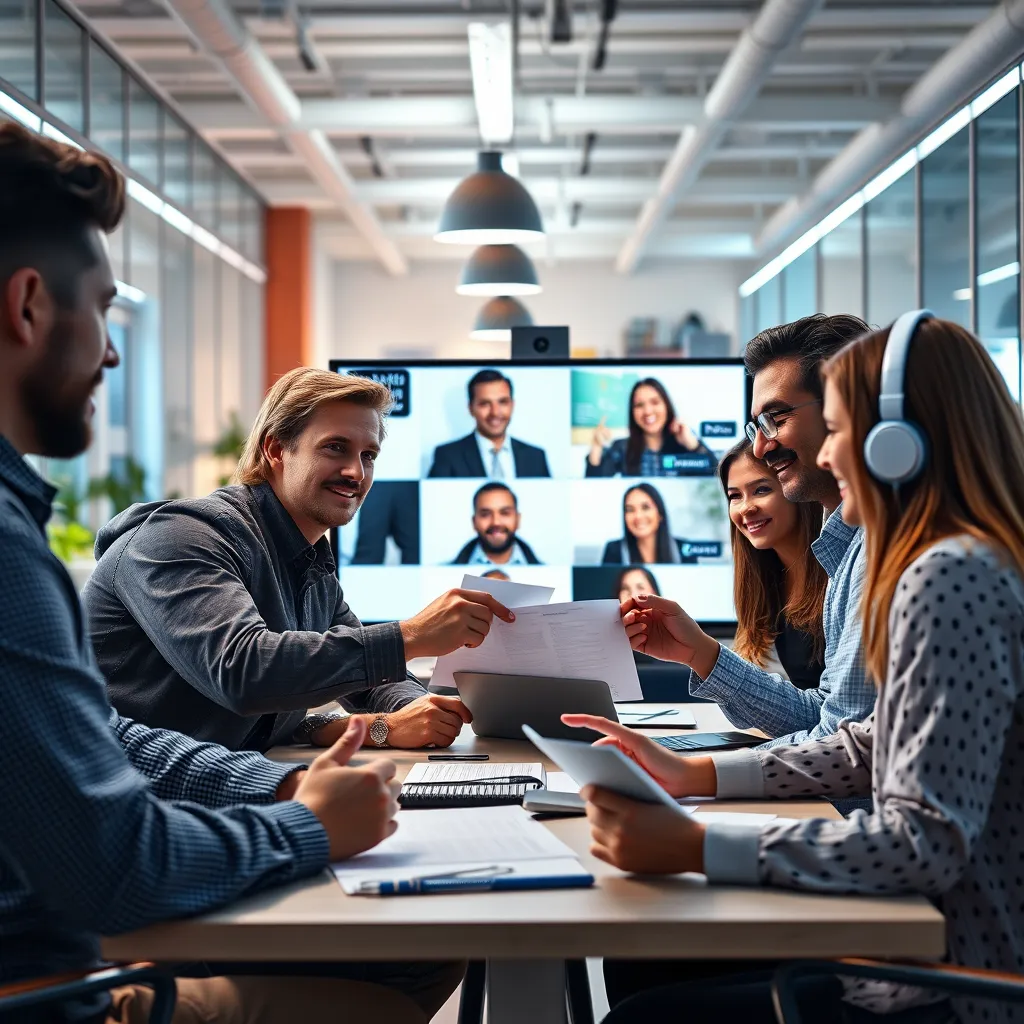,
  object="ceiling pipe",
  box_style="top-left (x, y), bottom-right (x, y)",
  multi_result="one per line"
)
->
top-left (157, 0), bottom-right (408, 275)
top-left (615, 0), bottom-right (823, 275)
top-left (756, 0), bottom-right (1024, 260)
